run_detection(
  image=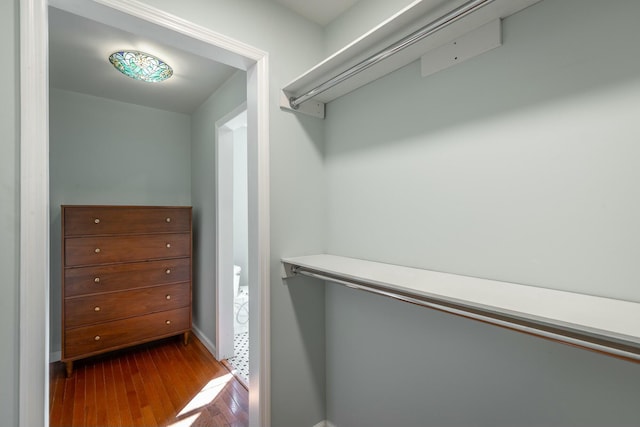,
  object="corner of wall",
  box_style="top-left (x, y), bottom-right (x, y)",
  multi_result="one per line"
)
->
top-left (323, 0), bottom-right (416, 55)
top-left (191, 324), bottom-right (218, 359)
